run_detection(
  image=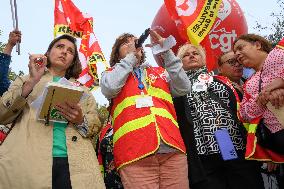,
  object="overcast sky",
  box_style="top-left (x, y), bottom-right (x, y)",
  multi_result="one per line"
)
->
top-left (0, 0), bottom-right (280, 105)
